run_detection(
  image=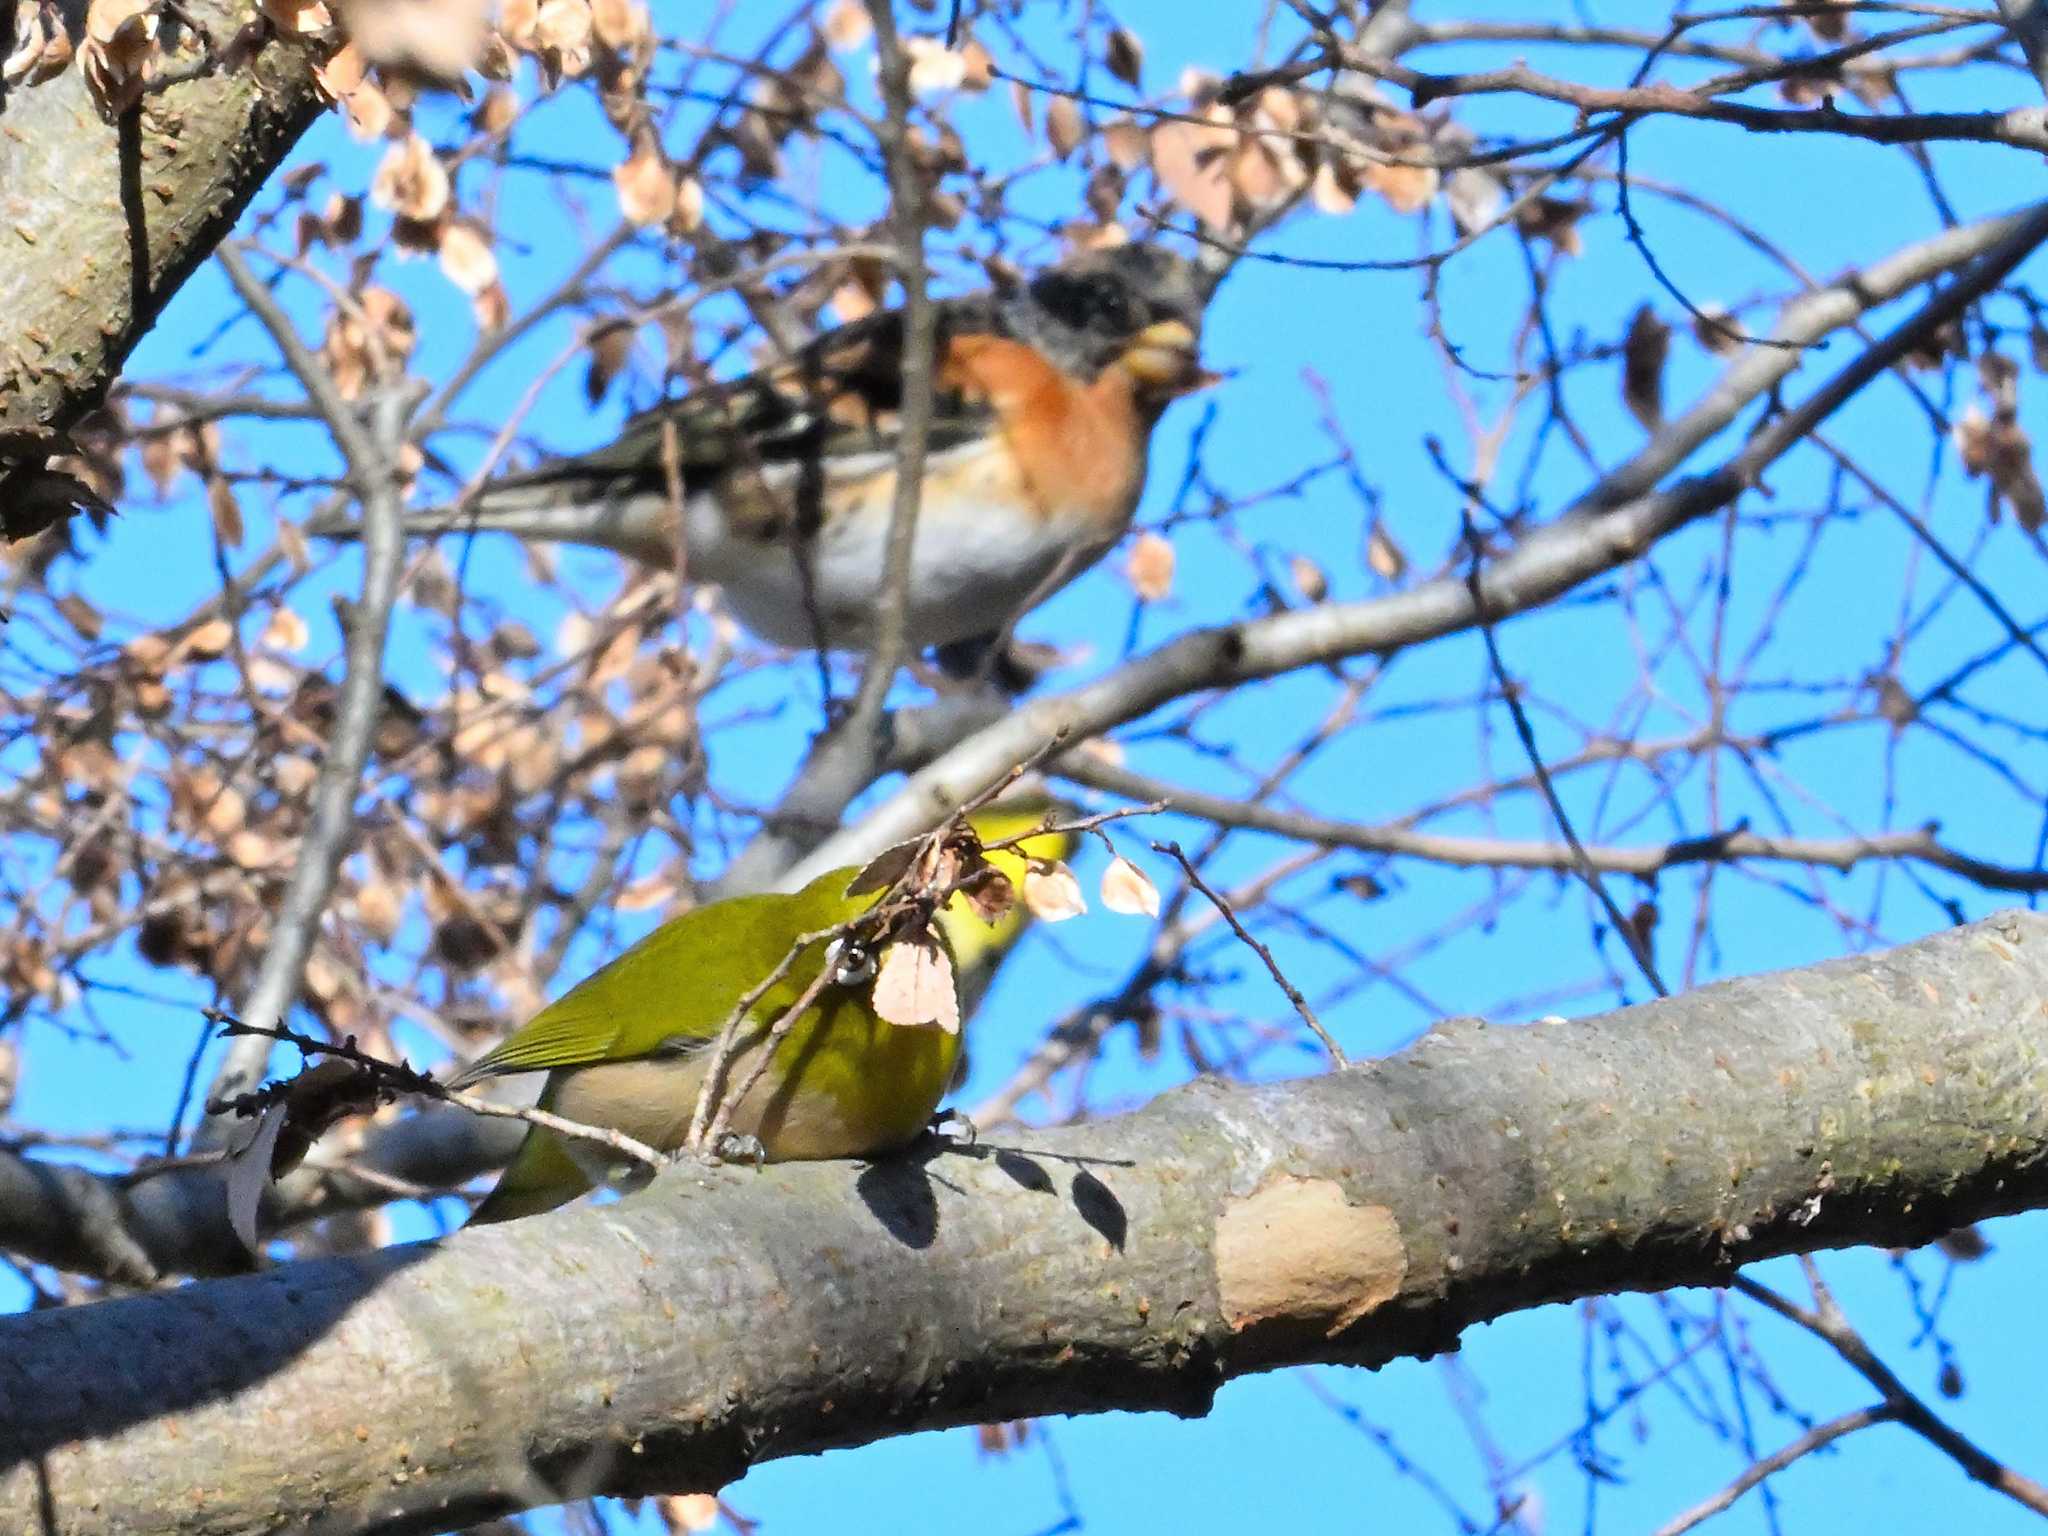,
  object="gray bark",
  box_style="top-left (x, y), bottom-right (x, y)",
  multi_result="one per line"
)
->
top-left (3, 912), bottom-right (2047, 1535)
top-left (0, 6), bottom-right (322, 504)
